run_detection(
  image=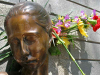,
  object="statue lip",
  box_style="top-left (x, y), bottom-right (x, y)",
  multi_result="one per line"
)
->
top-left (26, 57), bottom-right (38, 64)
